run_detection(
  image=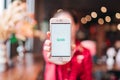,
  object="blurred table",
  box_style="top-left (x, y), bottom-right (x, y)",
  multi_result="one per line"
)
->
top-left (0, 53), bottom-right (44, 80)
top-left (93, 63), bottom-right (120, 72)
top-left (93, 63), bottom-right (120, 80)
